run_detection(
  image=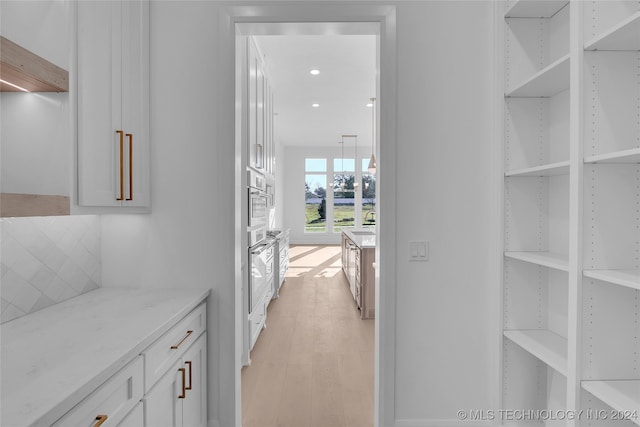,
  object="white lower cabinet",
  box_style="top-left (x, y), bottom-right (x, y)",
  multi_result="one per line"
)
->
top-left (119, 402), bottom-right (144, 427)
top-left (52, 356), bottom-right (143, 427)
top-left (145, 333), bottom-right (207, 427)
